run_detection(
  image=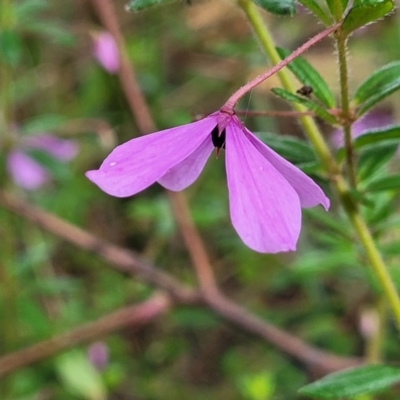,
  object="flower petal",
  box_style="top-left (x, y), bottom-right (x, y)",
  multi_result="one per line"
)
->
top-left (93, 31), bottom-right (120, 74)
top-left (7, 150), bottom-right (49, 190)
top-left (225, 120), bottom-right (301, 253)
top-left (244, 125), bottom-right (329, 210)
top-left (86, 115), bottom-right (217, 197)
top-left (157, 136), bottom-right (214, 191)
